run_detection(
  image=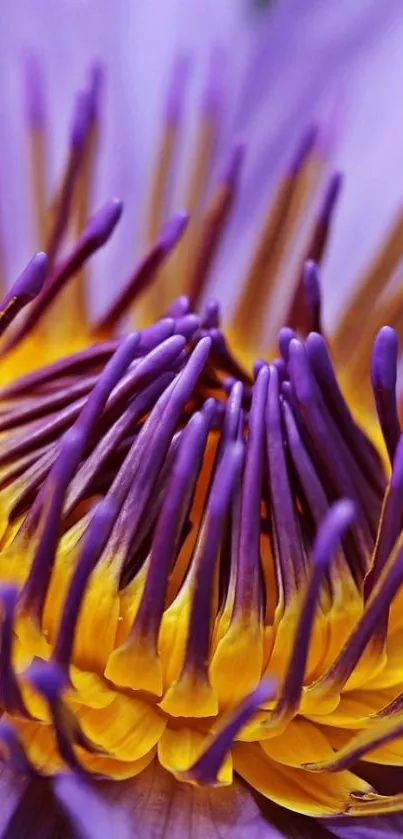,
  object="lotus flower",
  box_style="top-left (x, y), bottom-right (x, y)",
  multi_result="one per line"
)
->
top-left (1, 2), bottom-right (403, 838)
